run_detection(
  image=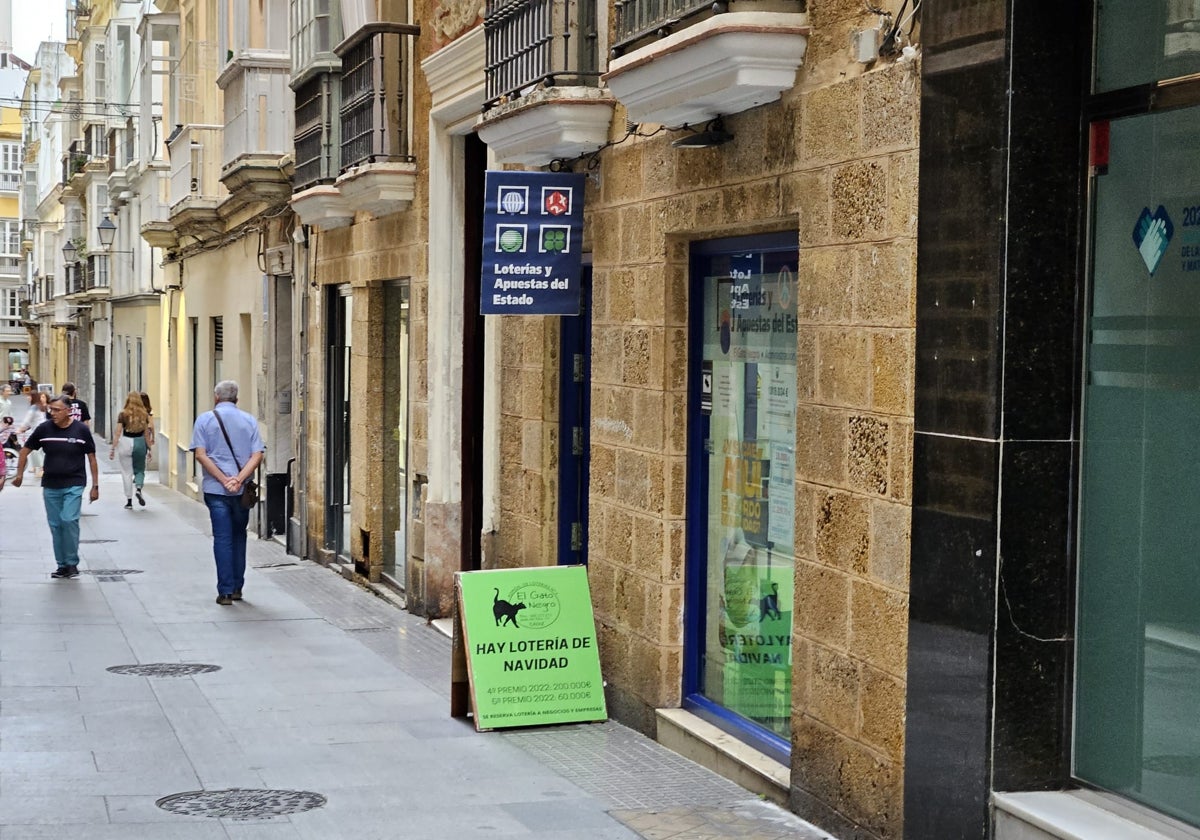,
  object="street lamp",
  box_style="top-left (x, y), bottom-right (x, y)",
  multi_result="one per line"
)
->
top-left (61, 238), bottom-right (77, 263)
top-left (97, 214), bottom-right (117, 248)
